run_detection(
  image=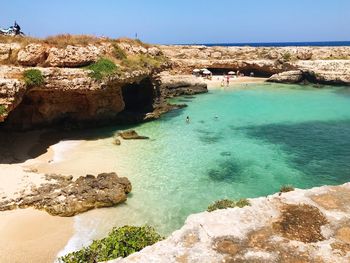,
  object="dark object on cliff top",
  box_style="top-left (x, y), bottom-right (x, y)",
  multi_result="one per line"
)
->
top-left (59, 225), bottom-right (163, 263)
top-left (0, 21), bottom-right (25, 36)
top-left (0, 172), bottom-right (132, 217)
top-left (118, 130), bottom-right (150, 140)
top-left (23, 69), bottom-right (44, 87)
top-left (207, 198), bottom-right (250, 212)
